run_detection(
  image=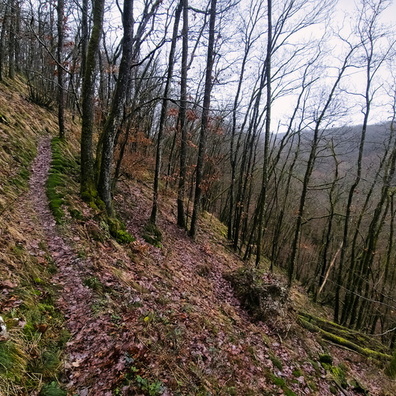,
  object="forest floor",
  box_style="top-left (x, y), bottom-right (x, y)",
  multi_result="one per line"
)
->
top-left (1, 78), bottom-right (396, 395)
